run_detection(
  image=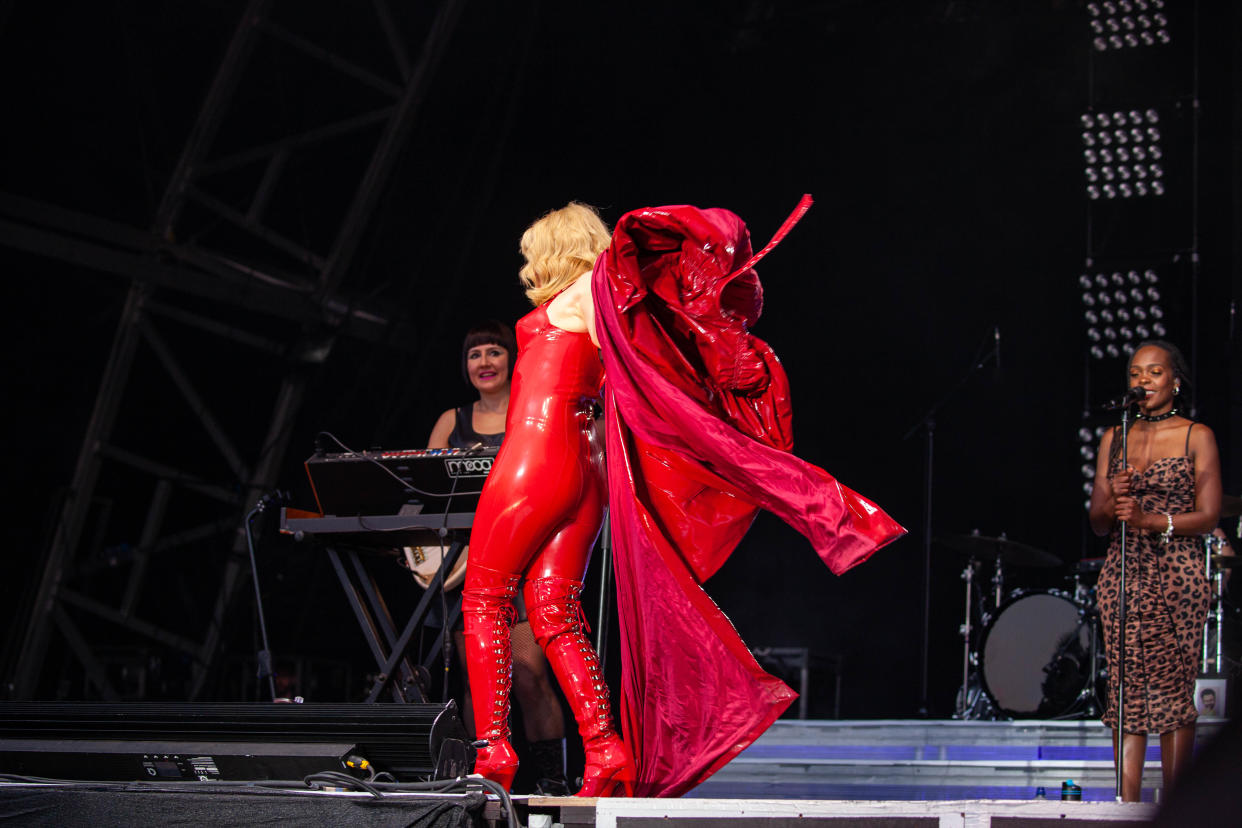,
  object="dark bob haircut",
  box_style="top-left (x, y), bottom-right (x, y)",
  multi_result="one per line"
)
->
top-left (461, 320), bottom-right (517, 385)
